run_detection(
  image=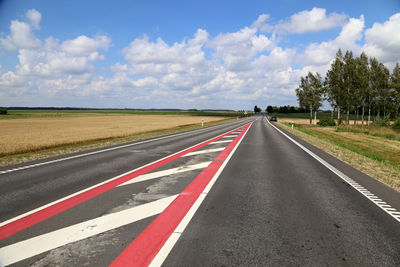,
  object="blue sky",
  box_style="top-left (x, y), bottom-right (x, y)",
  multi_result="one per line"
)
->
top-left (0, 0), bottom-right (399, 109)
